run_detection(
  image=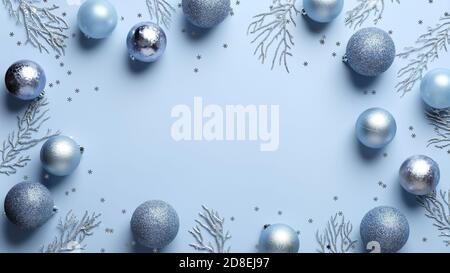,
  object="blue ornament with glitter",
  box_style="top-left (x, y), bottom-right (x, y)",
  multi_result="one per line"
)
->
top-left (4, 60), bottom-right (46, 101)
top-left (127, 22), bottom-right (167, 63)
top-left (77, 0), bottom-right (118, 39)
top-left (420, 68), bottom-right (450, 109)
top-left (182, 0), bottom-right (230, 28)
top-left (355, 108), bottom-right (397, 149)
top-left (258, 223), bottom-right (299, 253)
top-left (40, 135), bottom-right (82, 176)
top-left (360, 206), bottom-right (409, 253)
top-left (303, 0), bottom-right (344, 23)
